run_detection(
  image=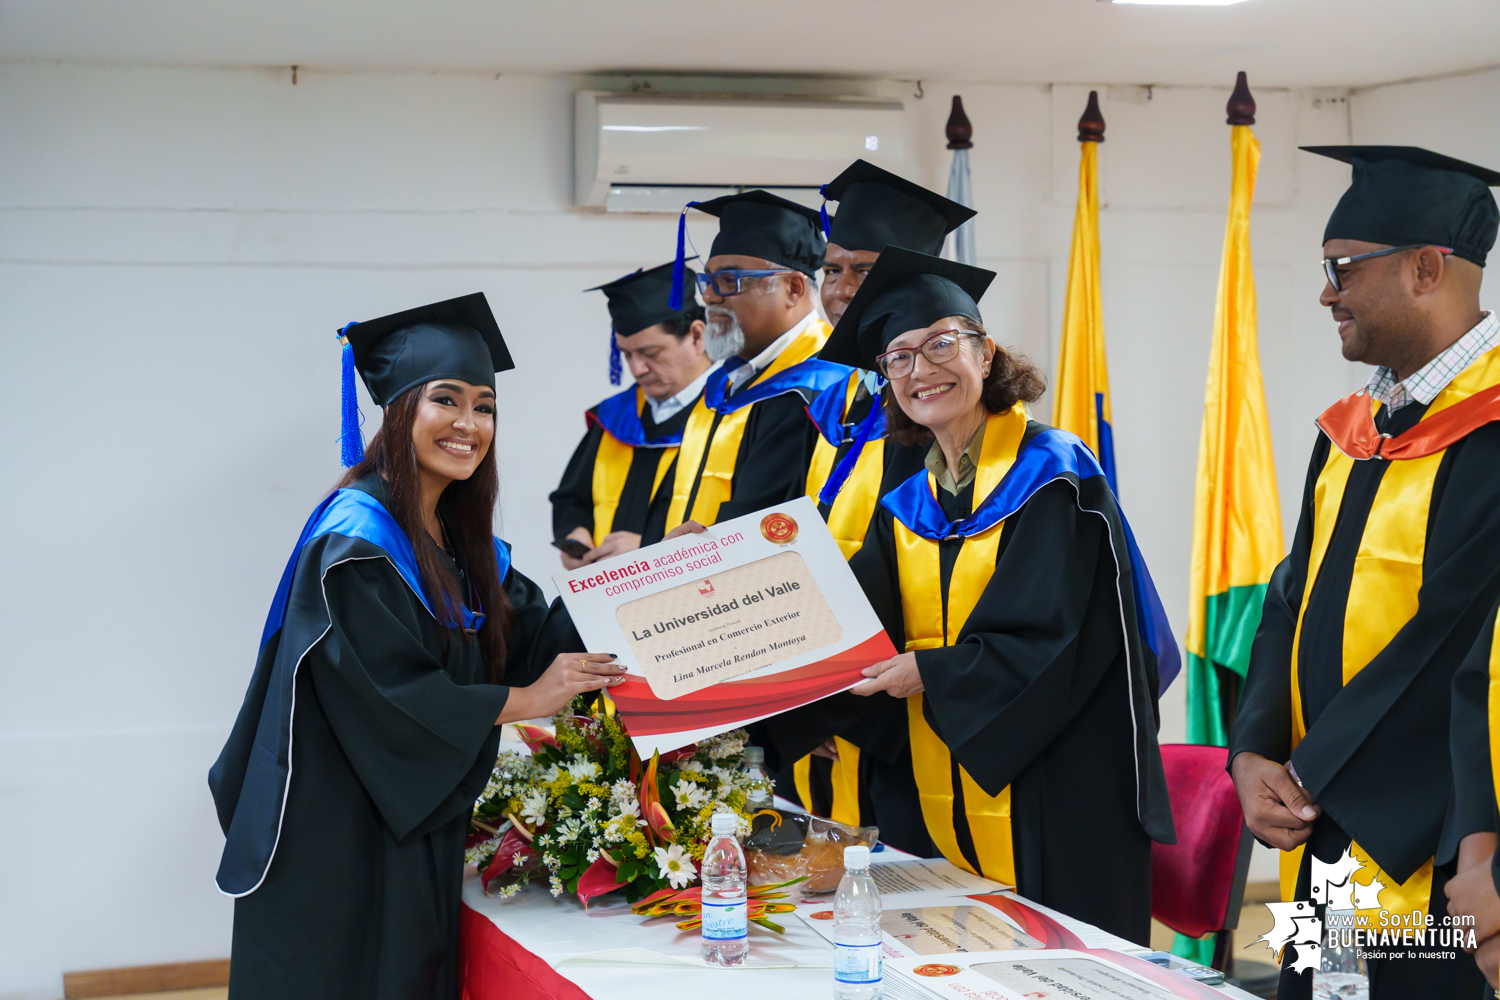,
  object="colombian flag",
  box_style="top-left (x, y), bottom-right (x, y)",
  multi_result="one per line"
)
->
top-left (1186, 123), bottom-right (1283, 747)
top-left (1051, 117), bottom-right (1116, 492)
